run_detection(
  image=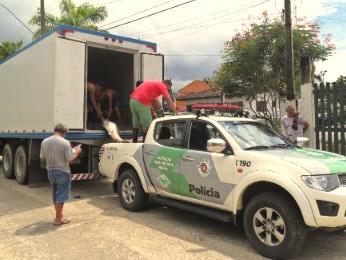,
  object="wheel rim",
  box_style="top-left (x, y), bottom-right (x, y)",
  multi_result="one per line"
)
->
top-left (253, 207), bottom-right (286, 246)
top-left (121, 179), bottom-right (136, 204)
